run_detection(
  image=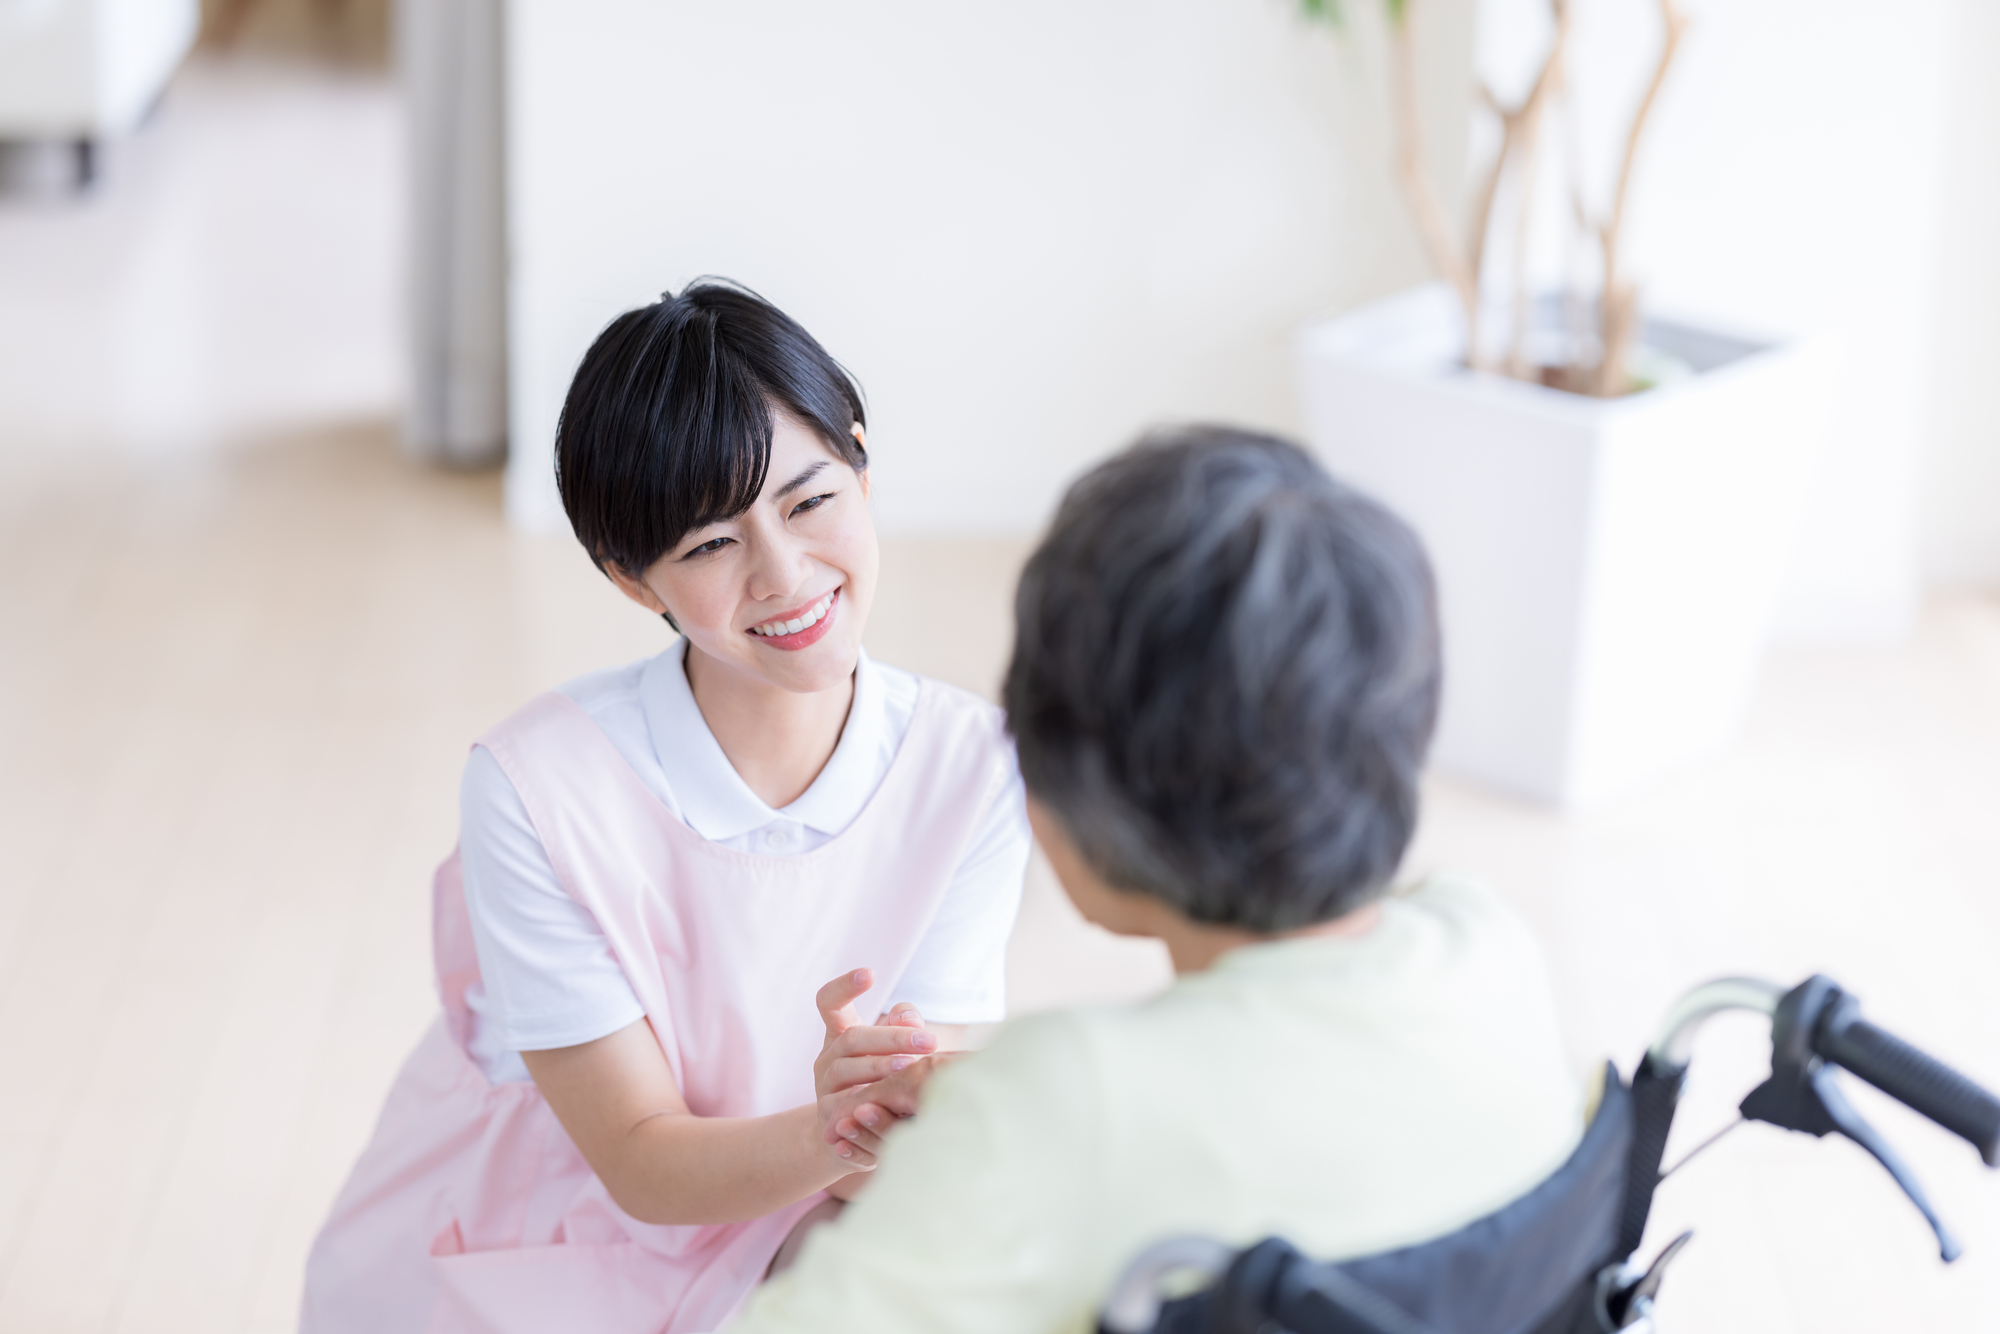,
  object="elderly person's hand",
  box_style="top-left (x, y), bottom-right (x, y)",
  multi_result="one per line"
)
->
top-left (824, 1051), bottom-right (961, 1160)
top-left (813, 969), bottom-right (939, 1169)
